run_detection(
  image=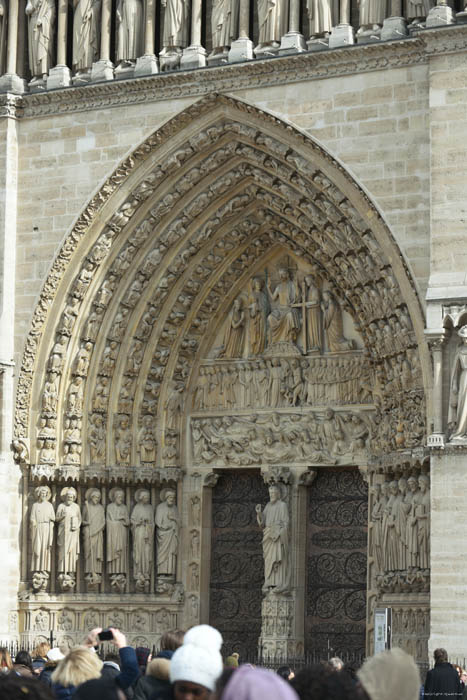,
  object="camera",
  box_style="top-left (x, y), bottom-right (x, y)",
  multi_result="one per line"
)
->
top-left (98, 629), bottom-right (114, 641)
